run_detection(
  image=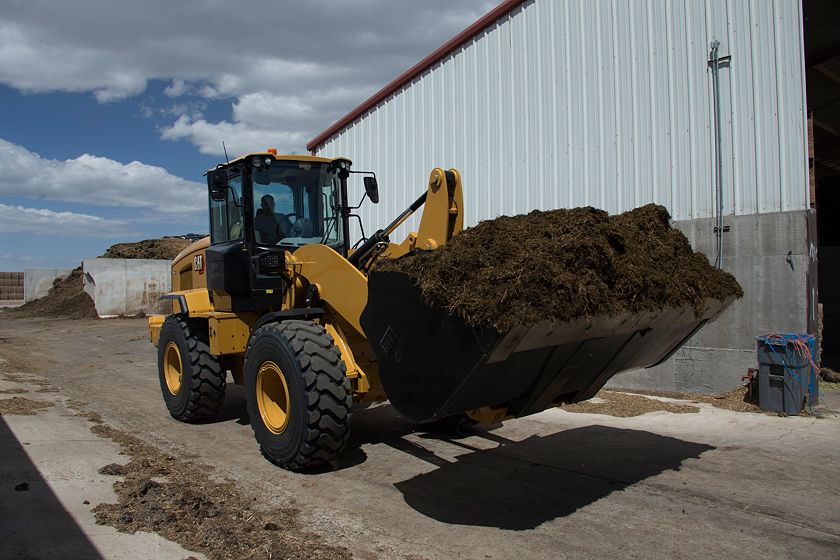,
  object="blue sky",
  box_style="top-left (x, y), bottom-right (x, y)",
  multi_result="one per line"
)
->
top-left (0, 0), bottom-right (493, 270)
